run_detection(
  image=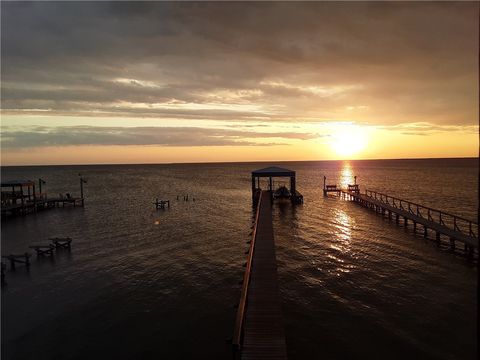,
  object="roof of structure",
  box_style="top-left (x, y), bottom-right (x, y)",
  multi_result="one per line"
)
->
top-left (1, 180), bottom-right (35, 187)
top-left (251, 166), bottom-right (295, 177)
